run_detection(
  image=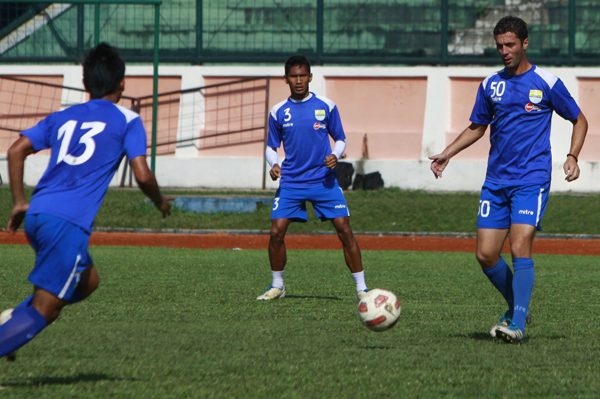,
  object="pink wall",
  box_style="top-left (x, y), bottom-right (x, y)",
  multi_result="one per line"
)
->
top-left (448, 78), bottom-right (490, 160)
top-left (325, 77), bottom-right (427, 159)
top-left (120, 76), bottom-right (182, 156)
top-left (0, 75), bottom-right (64, 154)
top-left (577, 78), bottom-right (600, 161)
